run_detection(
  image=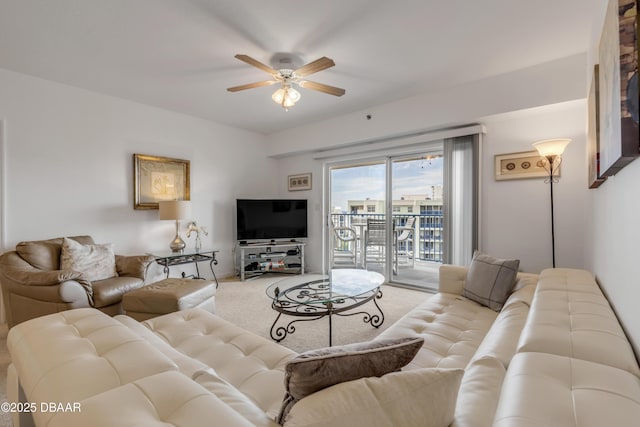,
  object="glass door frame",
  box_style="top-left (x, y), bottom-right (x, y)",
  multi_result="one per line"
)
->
top-left (323, 142), bottom-right (444, 285)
